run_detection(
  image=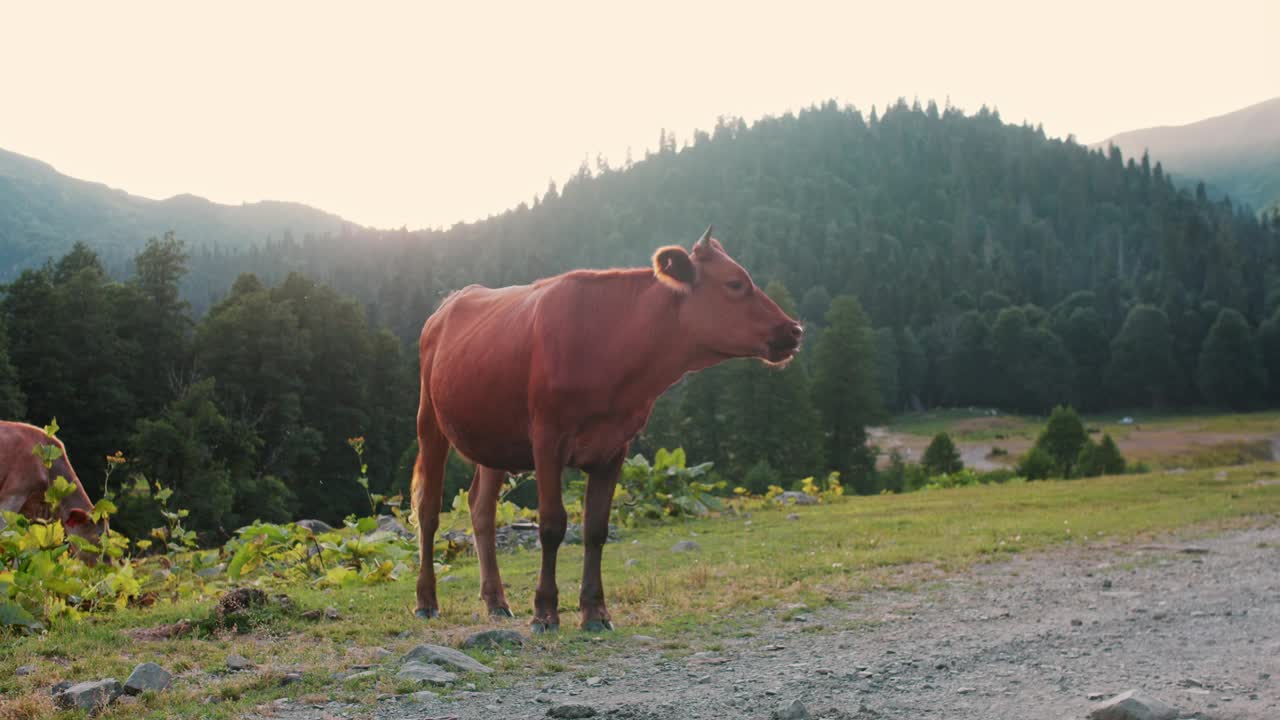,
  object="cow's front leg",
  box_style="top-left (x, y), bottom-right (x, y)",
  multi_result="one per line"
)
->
top-left (532, 442), bottom-right (566, 632)
top-left (579, 453), bottom-right (622, 631)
